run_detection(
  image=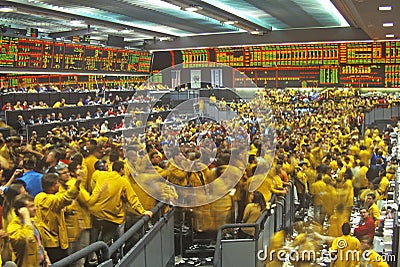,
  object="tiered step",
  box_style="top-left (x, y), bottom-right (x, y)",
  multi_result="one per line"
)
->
top-left (175, 231), bottom-right (216, 266)
top-left (184, 239), bottom-right (215, 258)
